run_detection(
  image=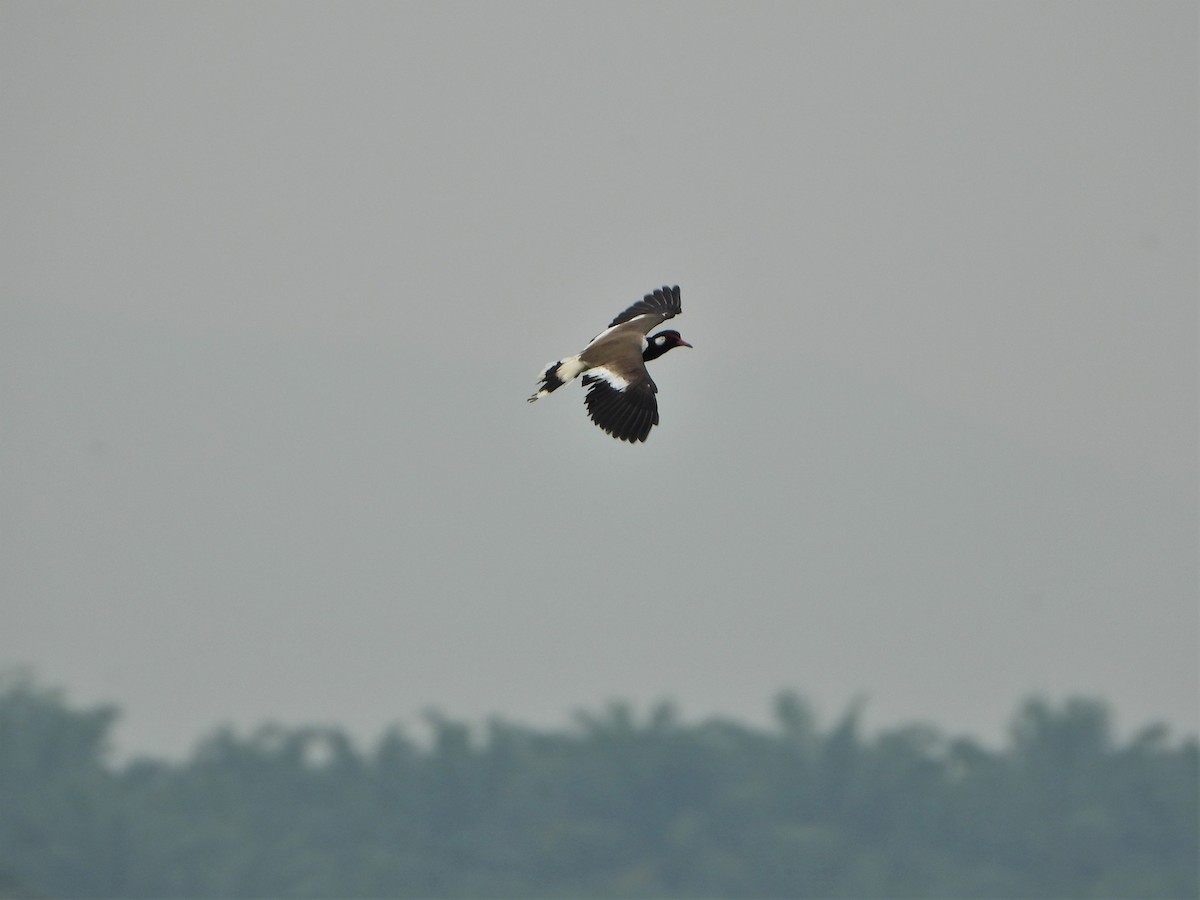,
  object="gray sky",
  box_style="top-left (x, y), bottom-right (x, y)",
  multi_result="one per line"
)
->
top-left (2, 1), bottom-right (1196, 758)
